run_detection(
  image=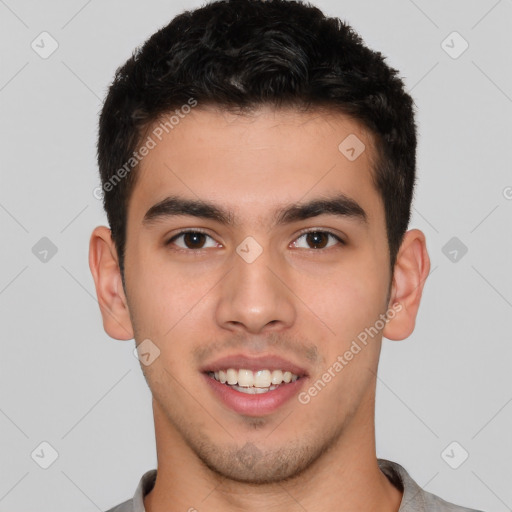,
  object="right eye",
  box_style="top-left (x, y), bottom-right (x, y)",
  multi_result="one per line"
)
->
top-left (166, 230), bottom-right (220, 251)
